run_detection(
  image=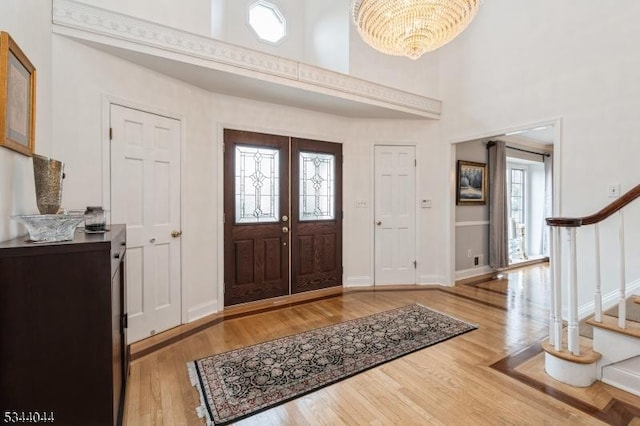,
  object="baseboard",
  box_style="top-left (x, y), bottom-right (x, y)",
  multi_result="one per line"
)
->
top-left (187, 300), bottom-right (218, 323)
top-left (578, 278), bottom-right (640, 320)
top-left (455, 266), bottom-right (494, 281)
top-left (345, 276), bottom-right (373, 287)
top-left (418, 275), bottom-right (448, 286)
